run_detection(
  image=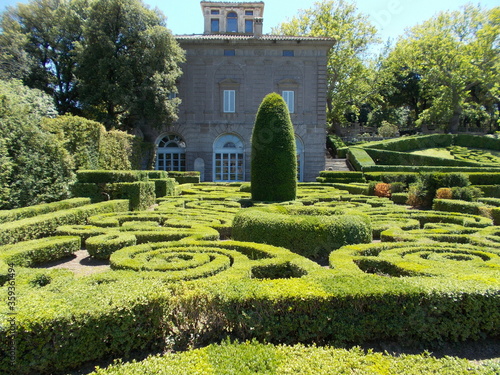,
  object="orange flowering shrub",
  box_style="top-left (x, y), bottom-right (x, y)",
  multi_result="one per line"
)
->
top-left (374, 183), bottom-right (391, 198)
